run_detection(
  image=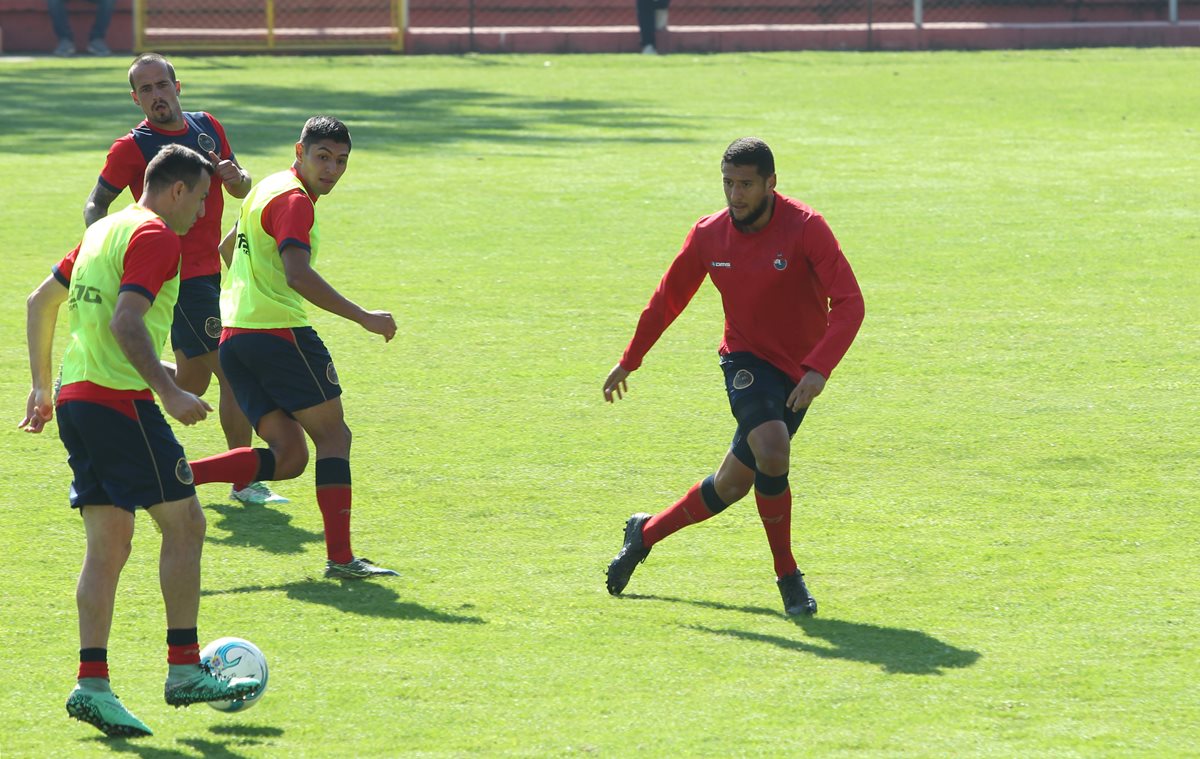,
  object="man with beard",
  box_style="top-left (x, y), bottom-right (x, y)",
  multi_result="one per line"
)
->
top-left (601, 137), bottom-right (865, 616)
top-left (83, 53), bottom-right (287, 508)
